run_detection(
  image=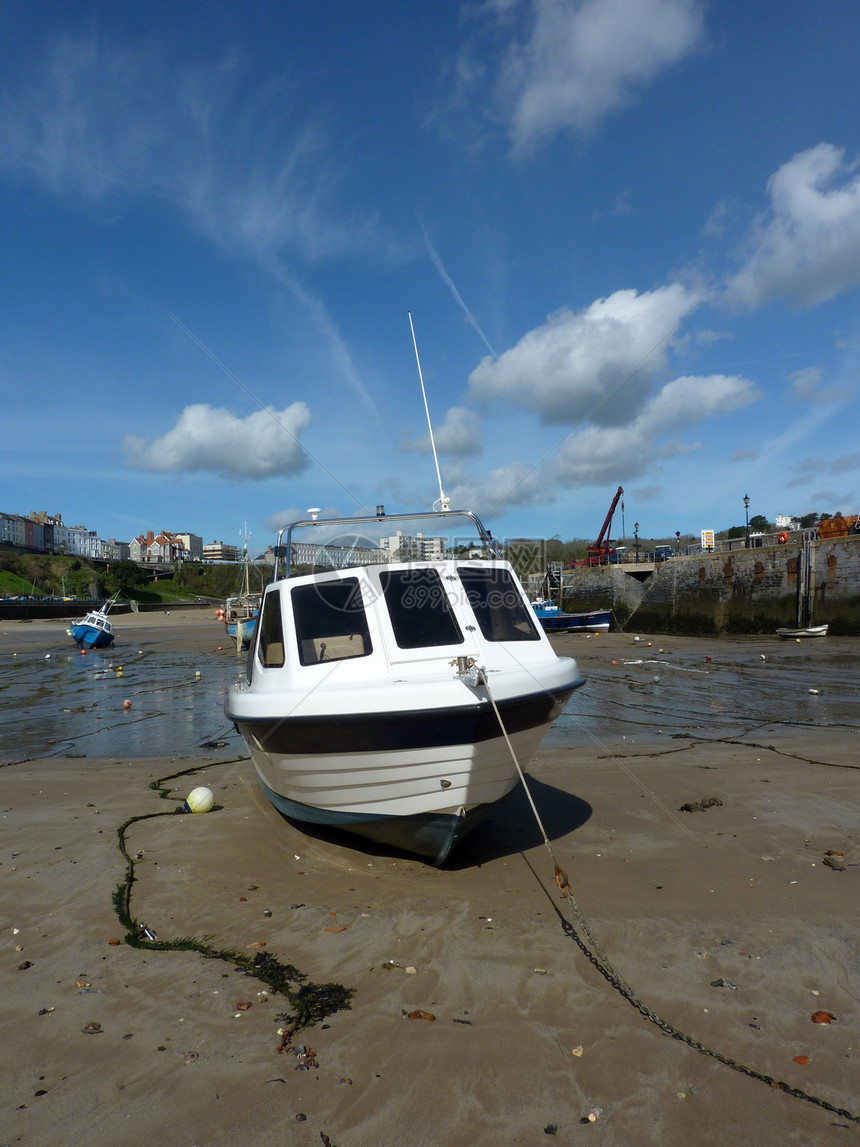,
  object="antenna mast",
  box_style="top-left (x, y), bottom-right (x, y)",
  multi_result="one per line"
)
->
top-left (408, 311), bottom-right (449, 512)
